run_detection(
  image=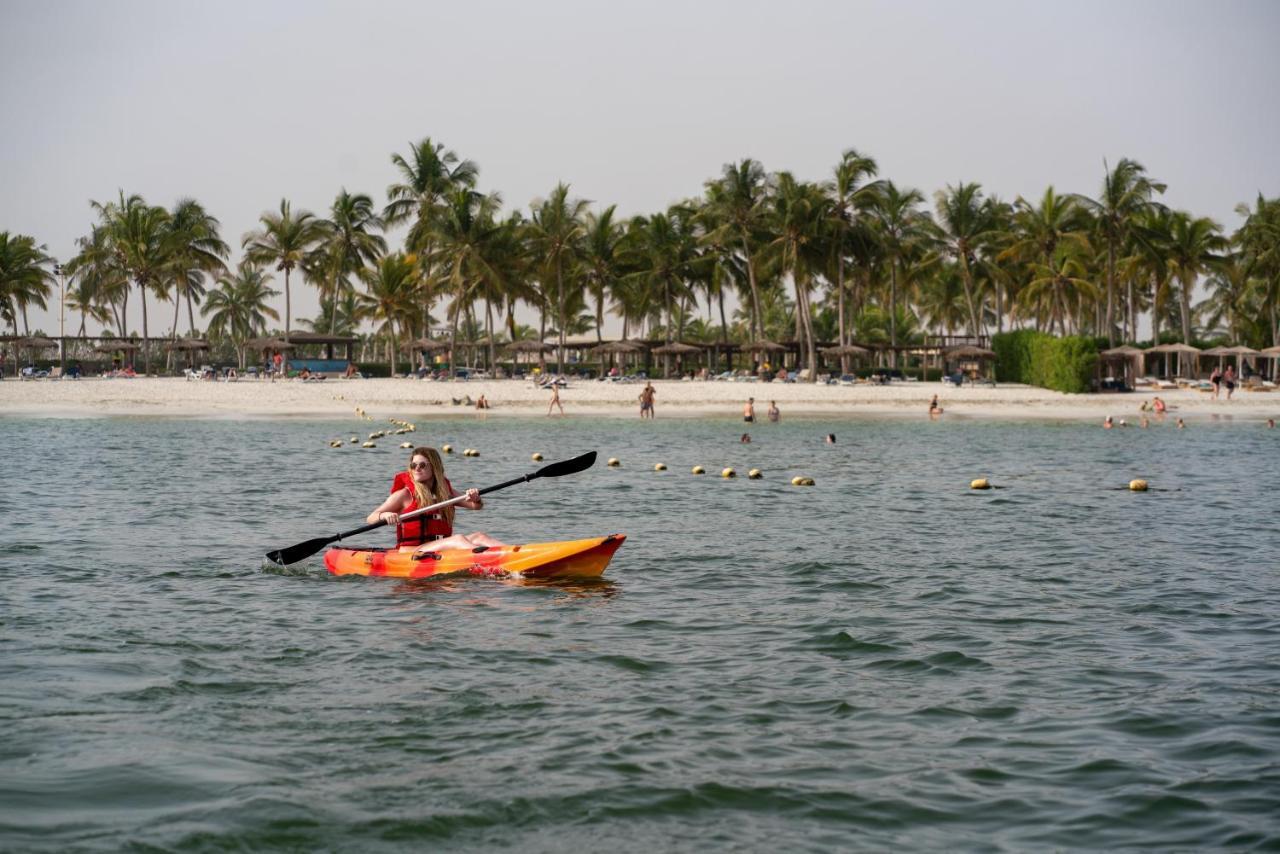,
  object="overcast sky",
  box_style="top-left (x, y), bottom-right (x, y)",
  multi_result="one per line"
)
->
top-left (4, 0), bottom-right (1278, 336)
